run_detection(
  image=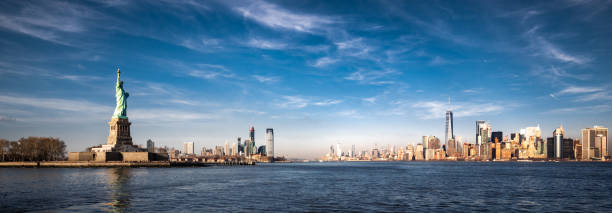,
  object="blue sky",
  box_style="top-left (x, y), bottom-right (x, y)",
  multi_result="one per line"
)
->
top-left (0, 0), bottom-right (611, 159)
